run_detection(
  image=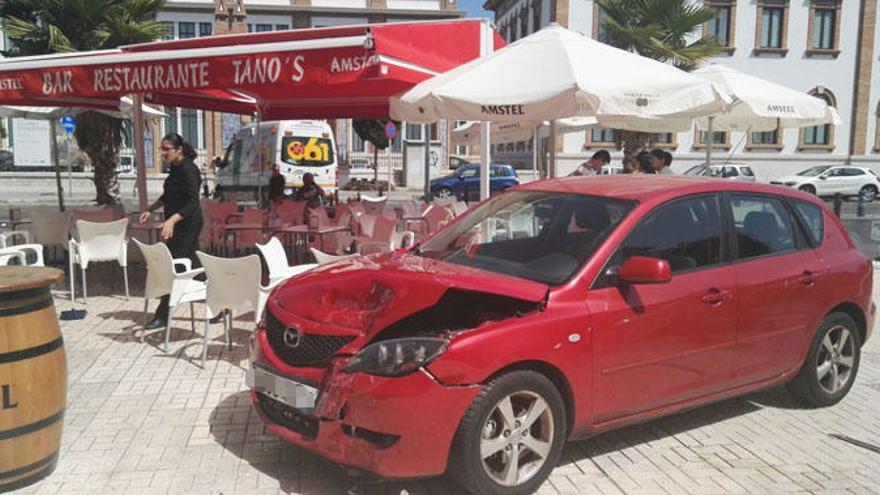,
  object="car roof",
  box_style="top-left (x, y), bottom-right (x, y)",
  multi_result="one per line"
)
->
top-left (519, 174), bottom-right (819, 204)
